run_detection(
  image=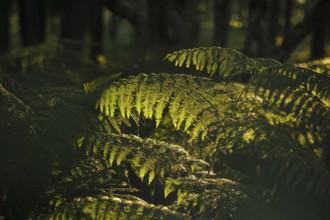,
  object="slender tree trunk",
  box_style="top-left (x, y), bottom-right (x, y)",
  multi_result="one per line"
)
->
top-left (310, 0), bottom-right (329, 59)
top-left (184, 0), bottom-right (200, 43)
top-left (103, 0), bottom-right (149, 72)
top-left (110, 15), bottom-right (119, 40)
top-left (213, 0), bottom-right (231, 47)
top-left (167, 0), bottom-right (200, 45)
top-left (60, 0), bottom-right (90, 51)
top-left (244, 0), bottom-right (268, 57)
top-left (272, 0), bottom-right (329, 61)
top-left (90, 0), bottom-right (103, 59)
top-left (0, 0), bottom-right (10, 53)
top-left (284, 0), bottom-right (292, 39)
top-left (147, 0), bottom-right (169, 43)
top-left (267, 0), bottom-right (279, 46)
top-left (244, 0), bottom-right (281, 57)
top-left (18, 0), bottom-right (44, 46)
